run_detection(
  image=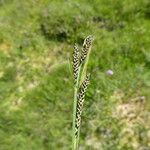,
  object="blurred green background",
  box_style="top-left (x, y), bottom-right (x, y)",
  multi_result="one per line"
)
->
top-left (0, 0), bottom-right (150, 149)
